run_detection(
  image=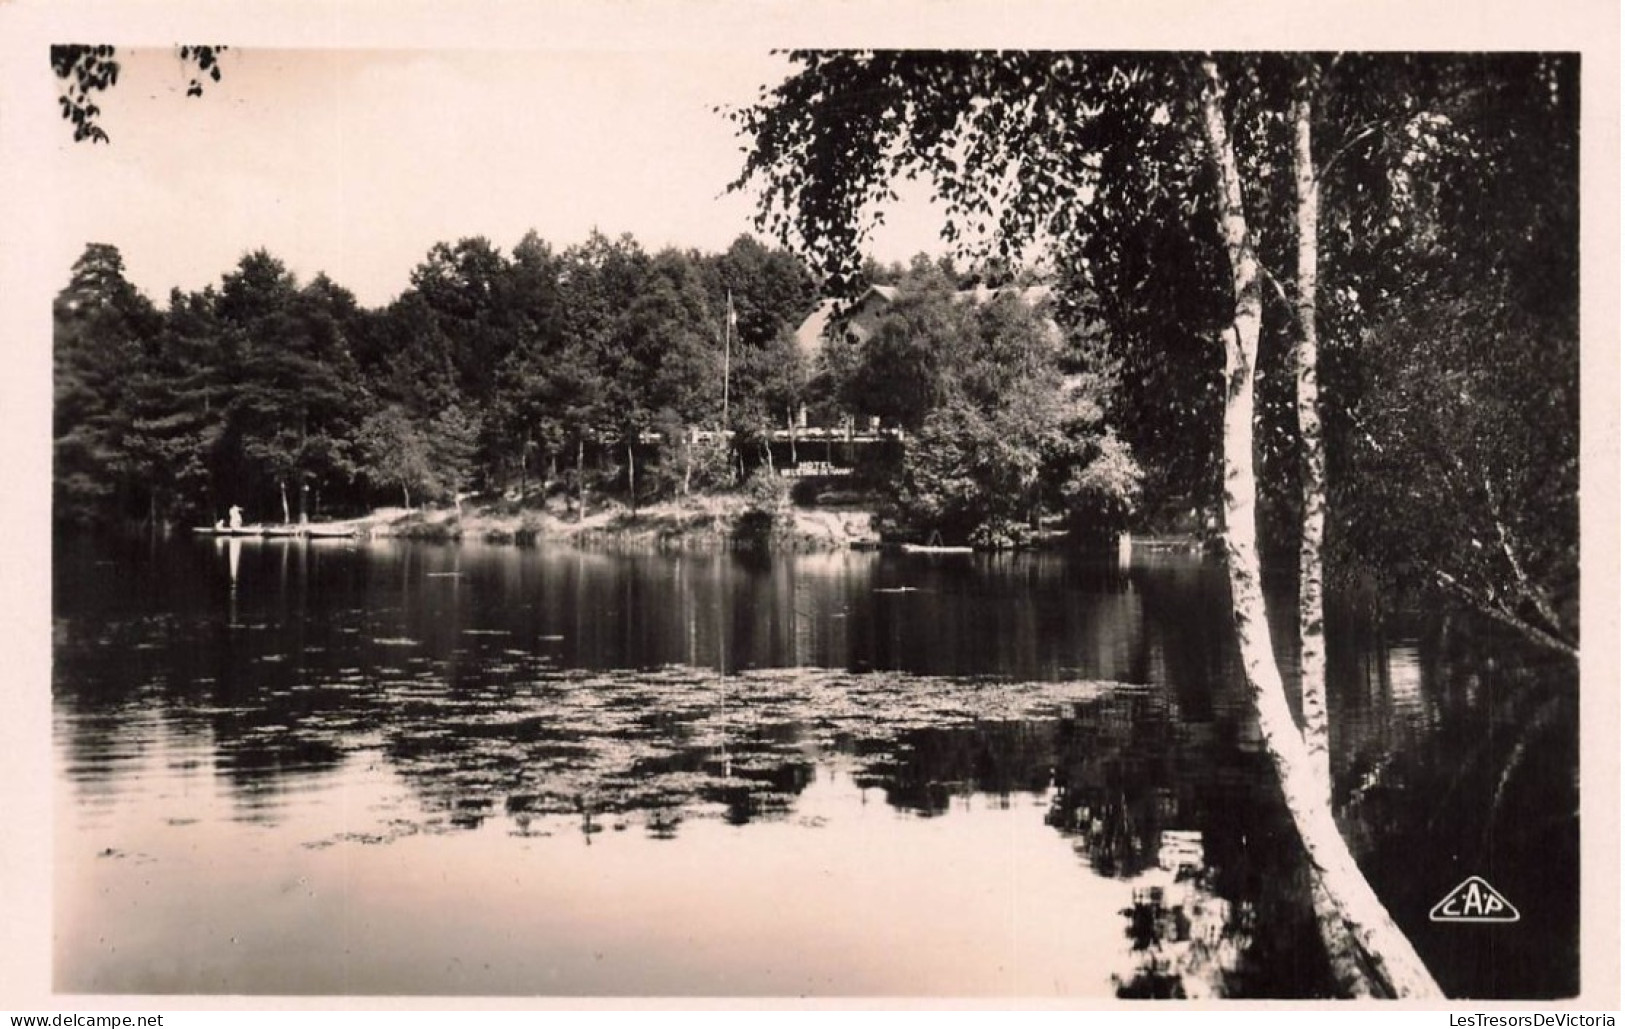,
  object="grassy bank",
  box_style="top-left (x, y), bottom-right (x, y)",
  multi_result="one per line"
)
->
top-left (355, 494), bottom-right (879, 551)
